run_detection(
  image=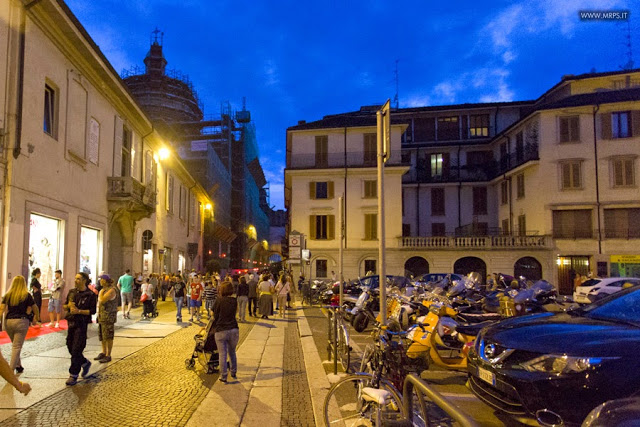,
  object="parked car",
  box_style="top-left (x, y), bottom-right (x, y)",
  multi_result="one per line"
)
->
top-left (355, 275), bottom-right (412, 290)
top-left (573, 277), bottom-right (640, 304)
top-left (413, 273), bottom-right (464, 284)
top-left (467, 285), bottom-right (640, 426)
top-left (582, 397), bottom-right (640, 426)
